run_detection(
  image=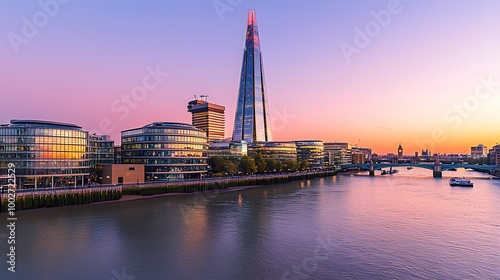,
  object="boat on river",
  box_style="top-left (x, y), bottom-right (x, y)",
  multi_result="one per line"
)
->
top-left (449, 177), bottom-right (473, 187)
